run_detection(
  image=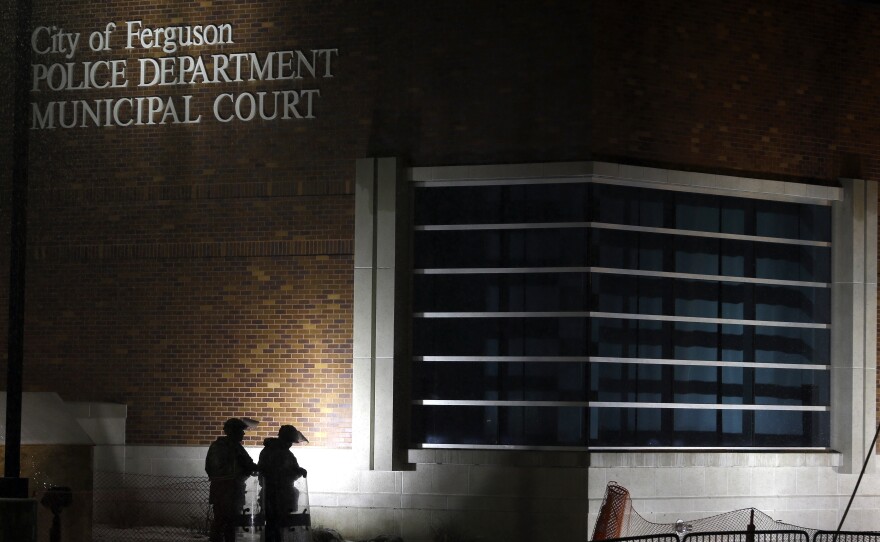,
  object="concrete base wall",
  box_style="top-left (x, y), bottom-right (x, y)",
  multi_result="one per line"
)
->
top-left (94, 446), bottom-right (880, 541)
top-left (99, 445), bottom-right (588, 542)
